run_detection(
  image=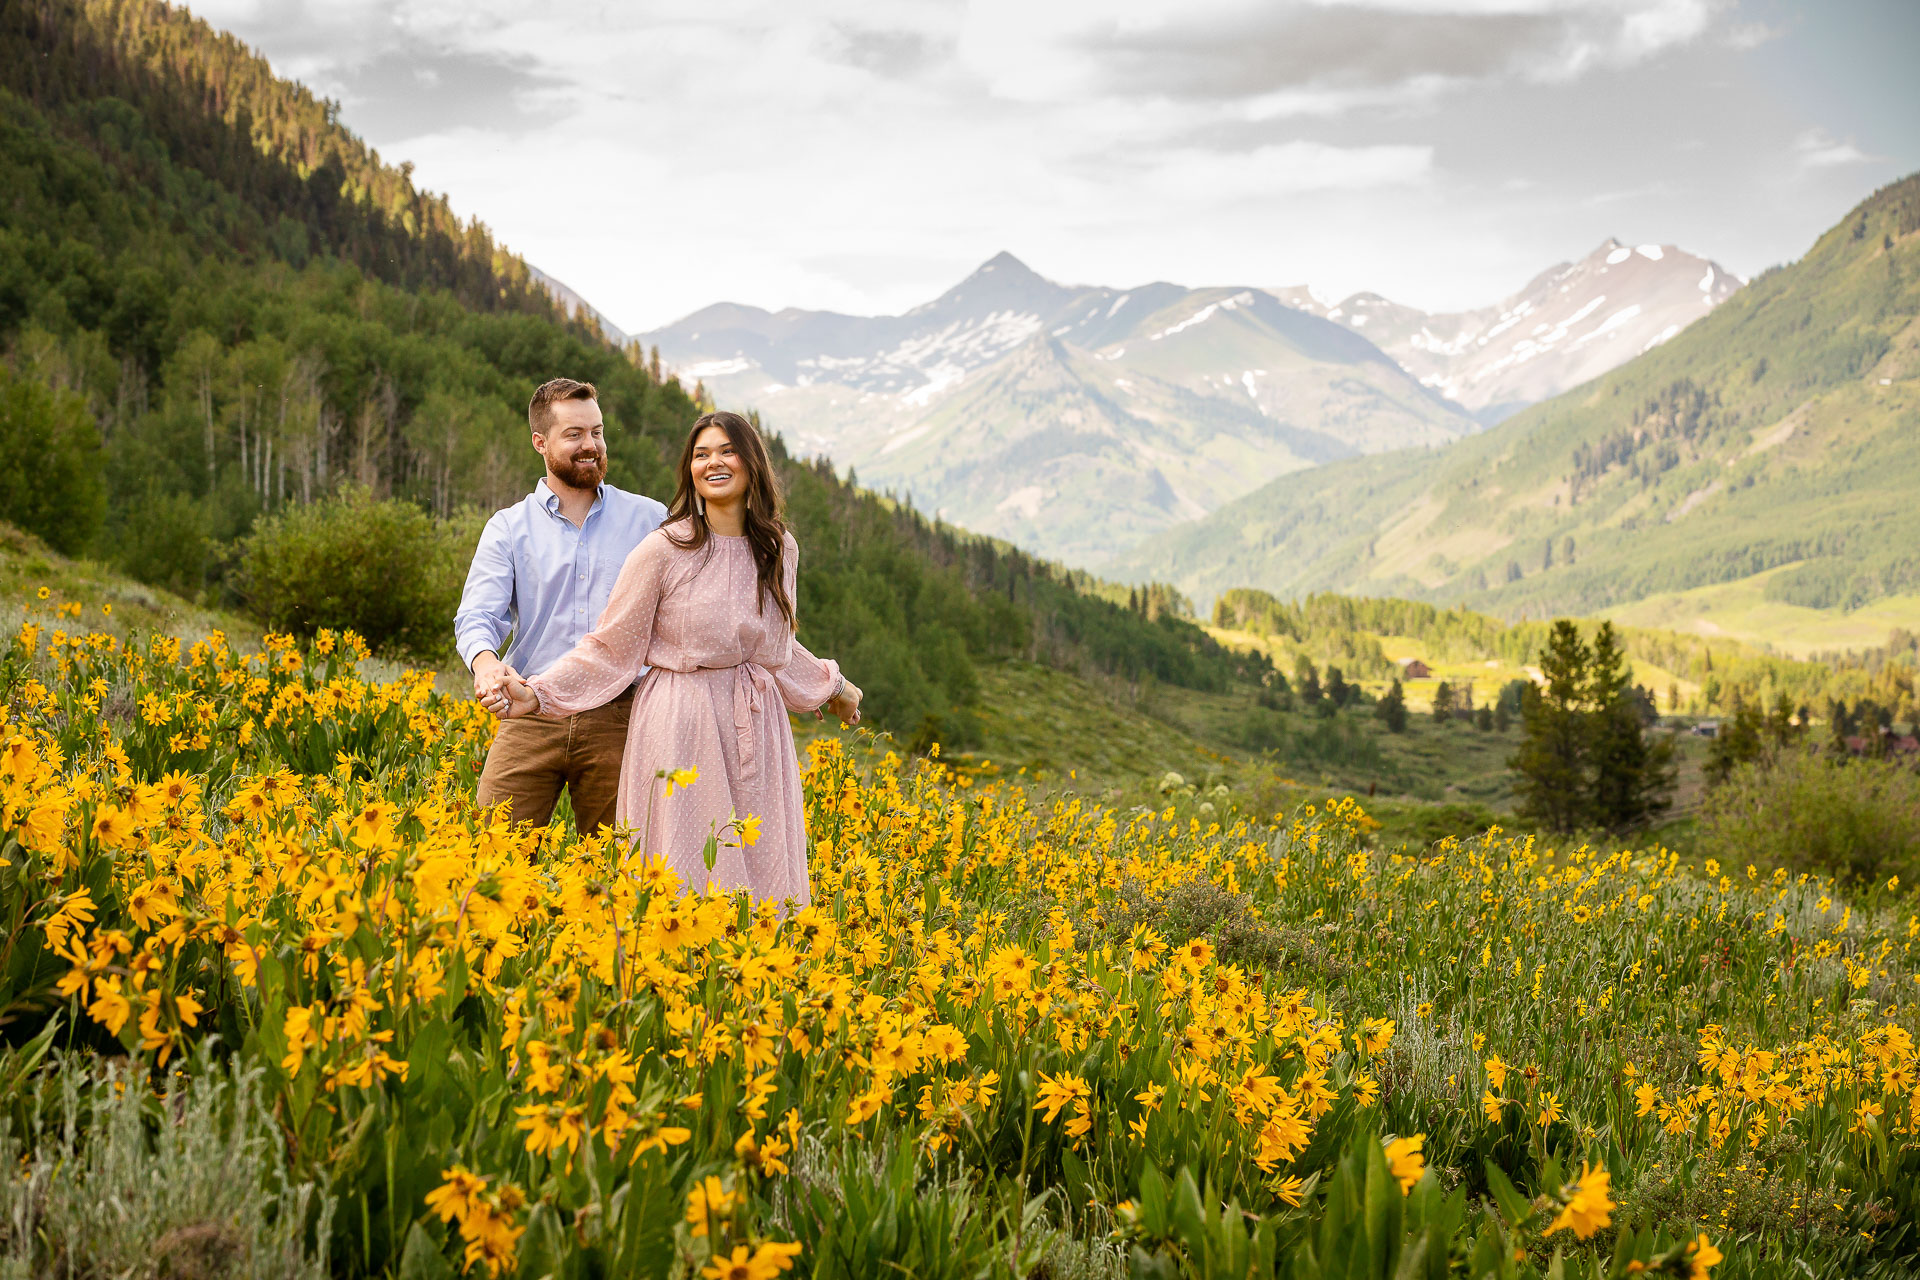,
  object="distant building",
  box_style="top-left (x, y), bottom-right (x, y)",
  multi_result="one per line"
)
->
top-left (1399, 659), bottom-right (1431, 679)
top-left (1844, 731), bottom-right (1920, 757)
top-left (1690, 722), bottom-right (1719, 738)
